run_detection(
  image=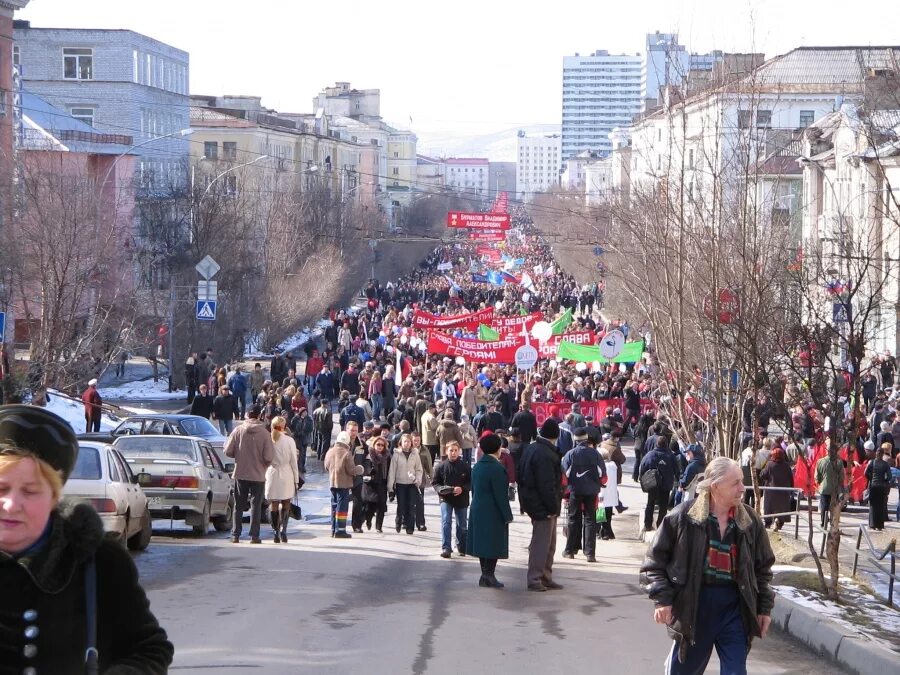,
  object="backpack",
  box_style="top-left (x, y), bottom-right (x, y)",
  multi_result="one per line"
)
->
top-left (640, 468), bottom-right (661, 493)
